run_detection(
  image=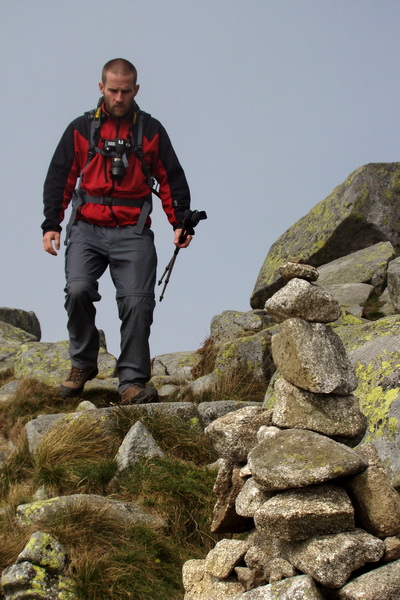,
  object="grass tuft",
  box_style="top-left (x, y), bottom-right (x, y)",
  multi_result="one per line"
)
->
top-left (32, 415), bottom-right (119, 495)
top-left (0, 378), bottom-right (80, 436)
top-left (191, 336), bottom-right (218, 379)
